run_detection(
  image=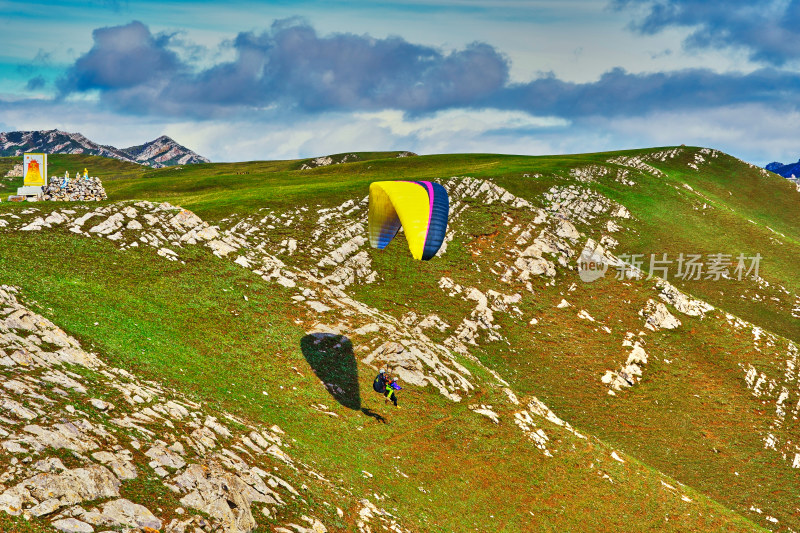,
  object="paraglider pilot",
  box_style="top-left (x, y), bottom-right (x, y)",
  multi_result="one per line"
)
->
top-left (373, 369), bottom-right (401, 408)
